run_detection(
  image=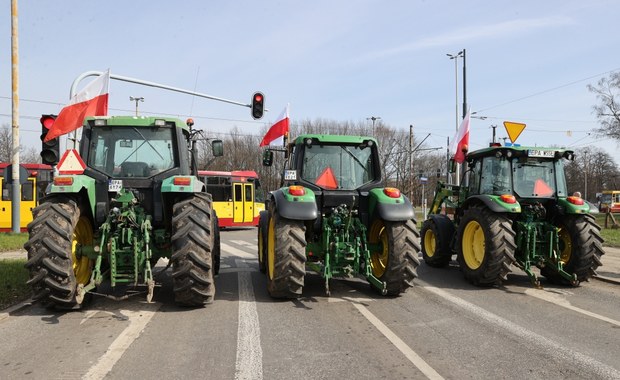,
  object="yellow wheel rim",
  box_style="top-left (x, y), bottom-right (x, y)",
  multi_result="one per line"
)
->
top-left (462, 220), bottom-right (485, 270)
top-left (369, 219), bottom-right (389, 278)
top-left (267, 216), bottom-right (276, 280)
top-left (558, 227), bottom-right (572, 264)
top-left (72, 216), bottom-right (93, 285)
top-left (424, 228), bottom-right (437, 258)
top-left (258, 228), bottom-right (264, 265)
